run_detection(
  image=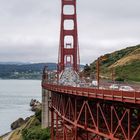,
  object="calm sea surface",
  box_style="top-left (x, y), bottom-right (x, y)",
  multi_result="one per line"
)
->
top-left (0, 80), bottom-right (41, 135)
